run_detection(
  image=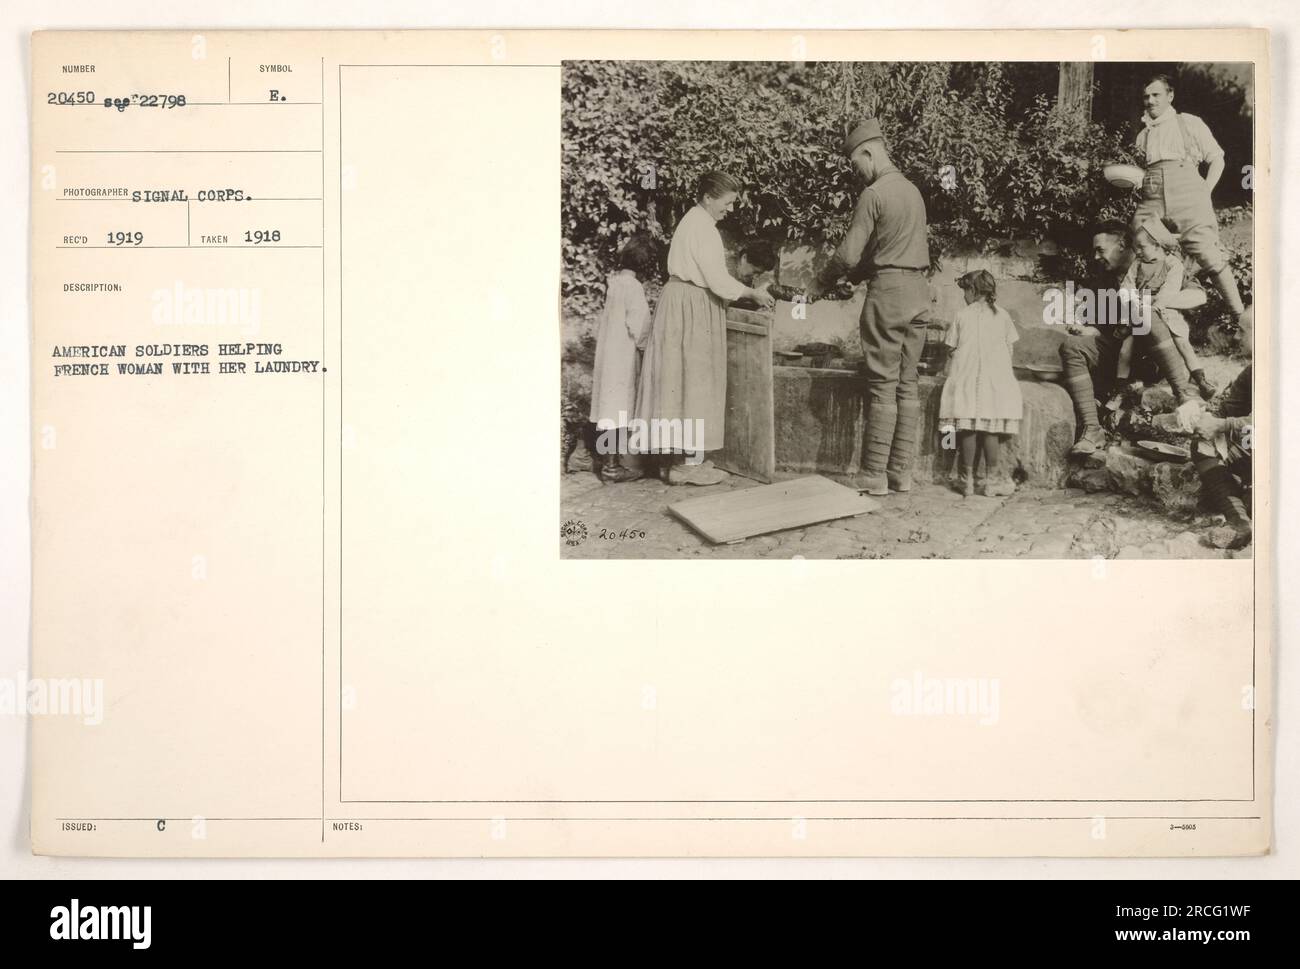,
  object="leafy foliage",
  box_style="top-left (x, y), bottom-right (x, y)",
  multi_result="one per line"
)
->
top-left (561, 62), bottom-right (672, 319)
top-left (561, 61), bottom-right (1252, 327)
